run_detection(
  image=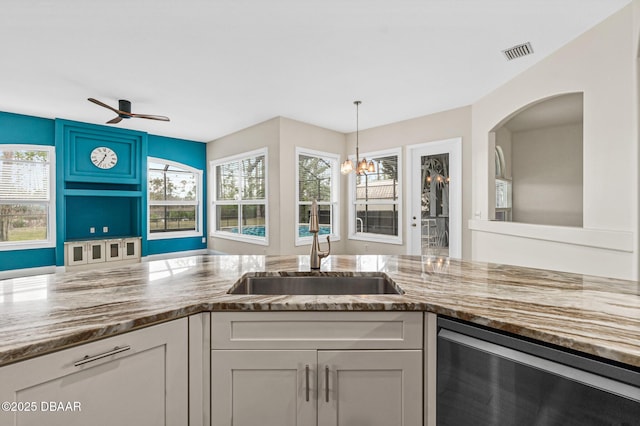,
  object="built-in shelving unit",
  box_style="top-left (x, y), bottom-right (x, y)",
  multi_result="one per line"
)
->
top-left (55, 119), bottom-right (148, 267)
